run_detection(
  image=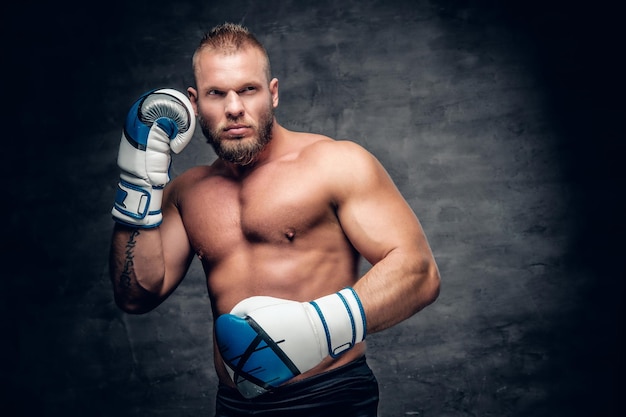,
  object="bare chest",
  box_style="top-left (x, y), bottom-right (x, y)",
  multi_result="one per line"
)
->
top-left (178, 164), bottom-right (340, 263)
